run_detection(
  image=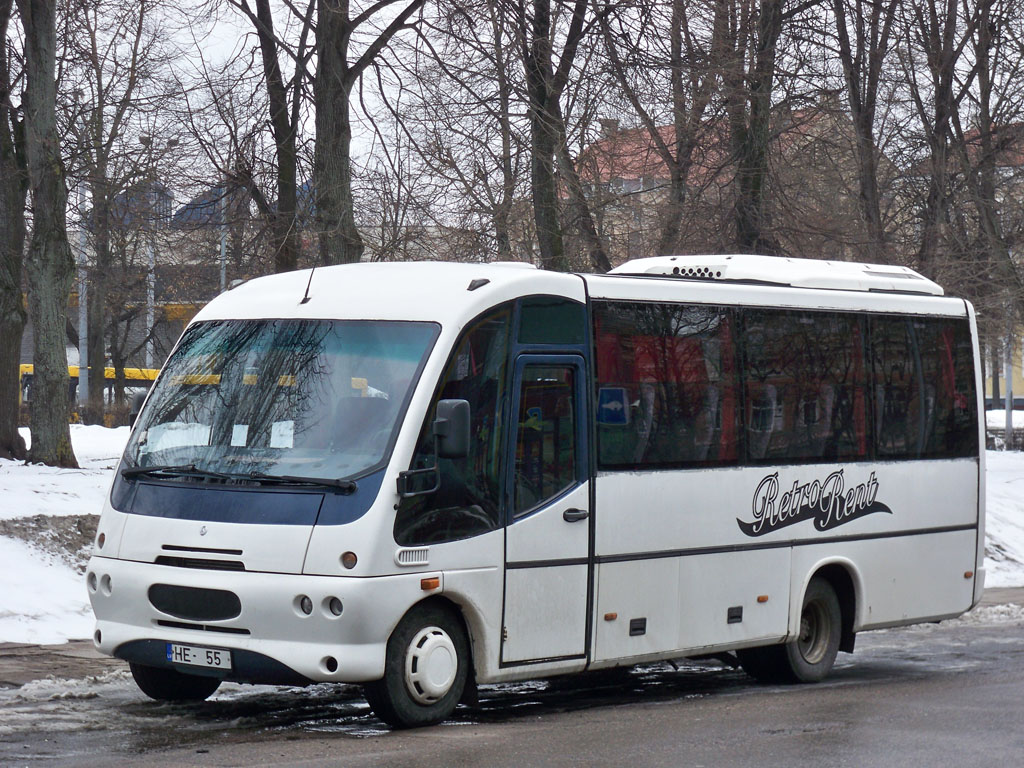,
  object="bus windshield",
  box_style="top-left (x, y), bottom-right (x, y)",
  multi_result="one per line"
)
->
top-left (124, 318), bottom-right (439, 482)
